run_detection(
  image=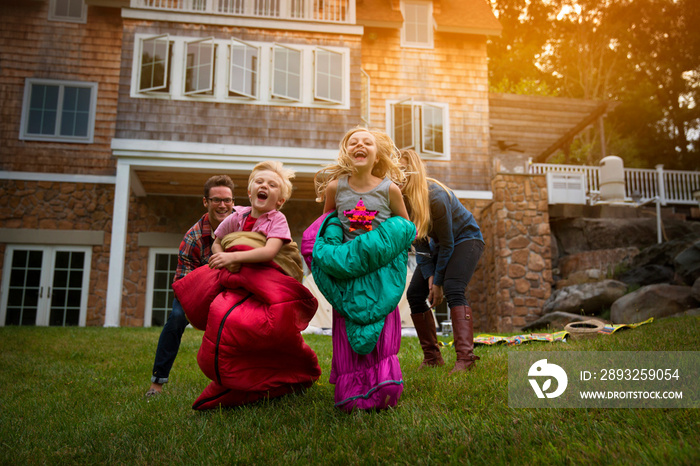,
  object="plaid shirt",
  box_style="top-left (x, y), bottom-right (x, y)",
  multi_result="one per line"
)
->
top-left (174, 213), bottom-right (214, 282)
